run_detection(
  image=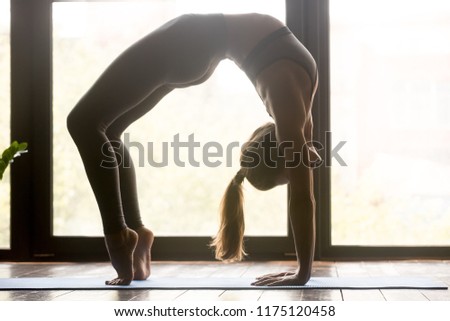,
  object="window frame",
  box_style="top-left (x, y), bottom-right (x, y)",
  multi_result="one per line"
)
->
top-left (3, 0), bottom-right (449, 261)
